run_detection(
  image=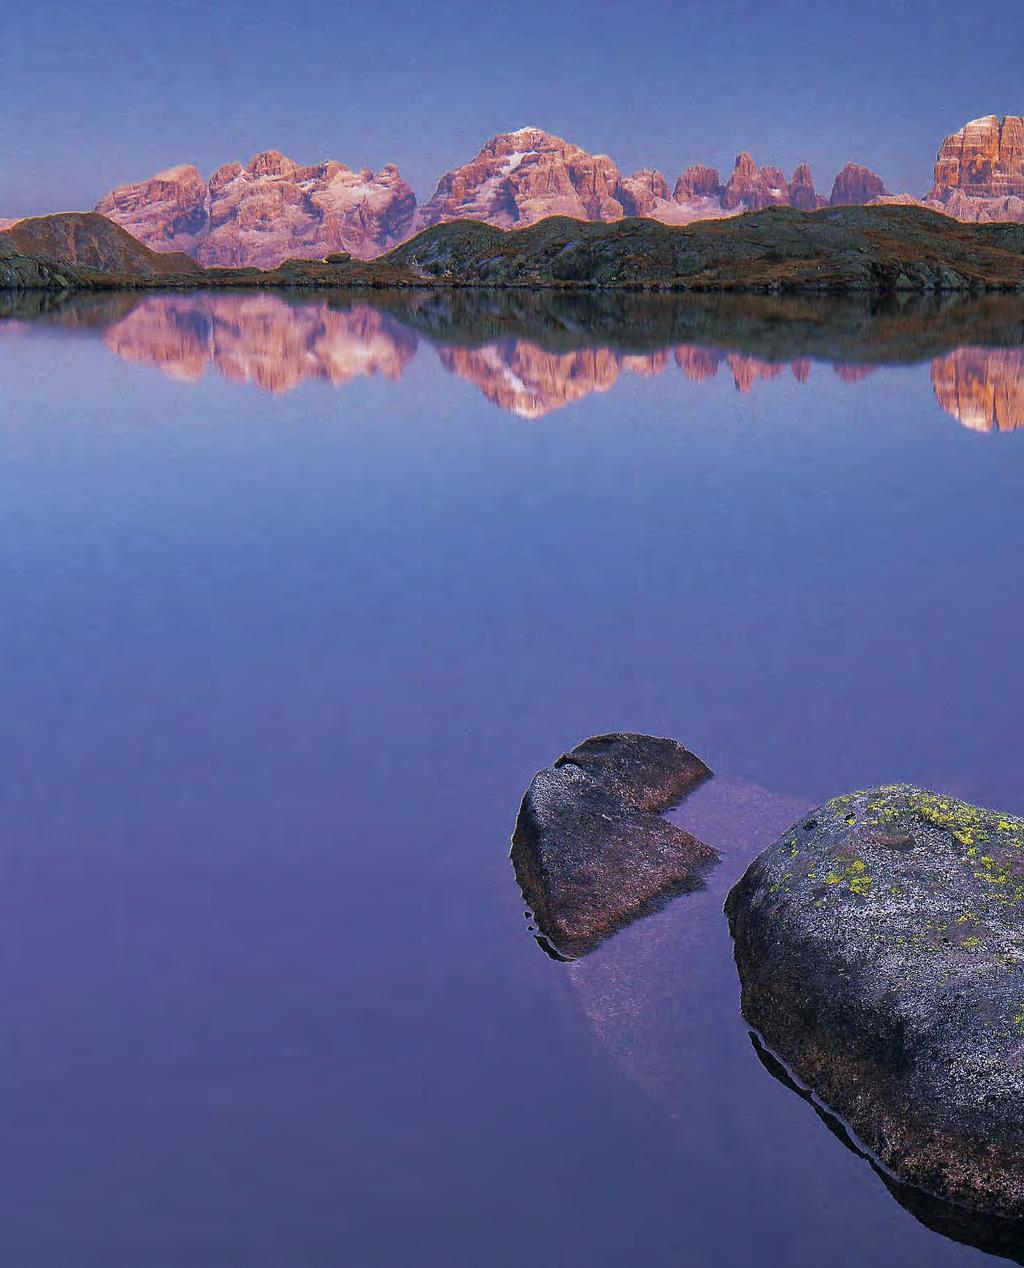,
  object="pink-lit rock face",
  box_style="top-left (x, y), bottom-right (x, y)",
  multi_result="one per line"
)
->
top-left (419, 128), bottom-right (630, 228)
top-left (96, 152), bottom-right (418, 267)
top-left (421, 131), bottom-right (852, 230)
top-left (926, 116), bottom-right (1024, 222)
top-left (721, 152), bottom-right (788, 211)
top-left (930, 115), bottom-right (1024, 201)
top-left (90, 128), bottom-right (925, 268)
top-left (418, 128), bottom-right (735, 231)
top-left (617, 169), bottom-right (672, 217)
top-left (414, 117), bottom-right (1024, 235)
top-left (421, 128), bottom-right (735, 229)
top-left (674, 164), bottom-right (723, 201)
top-left (789, 162), bottom-right (826, 211)
top-left (830, 162), bottom-right (889, 206)
top-left (95, 163), bottom-right (210, 256)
